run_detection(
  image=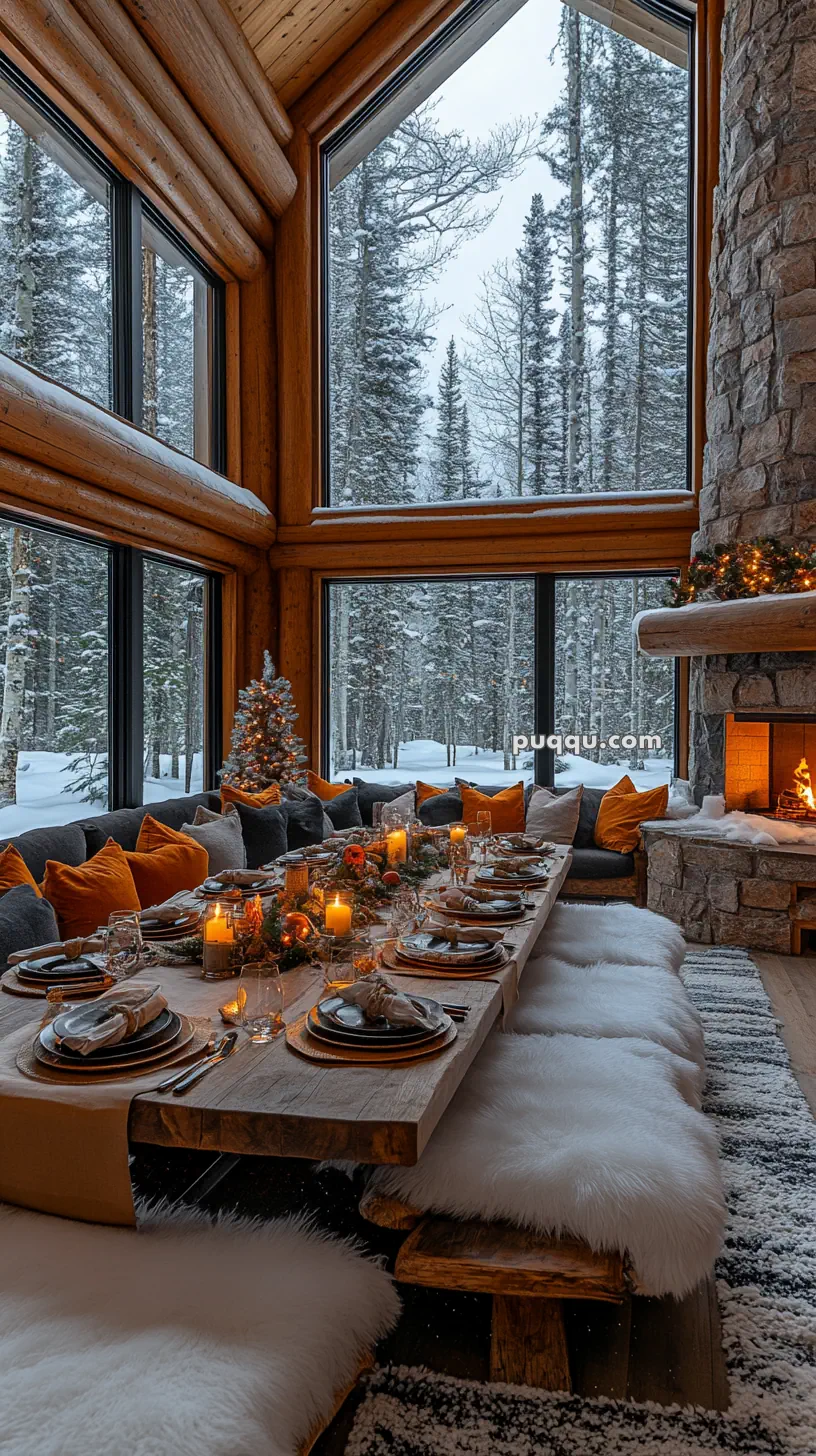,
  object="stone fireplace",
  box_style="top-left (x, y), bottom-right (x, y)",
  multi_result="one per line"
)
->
top-left (688, 0), bottom-right (816, 804)
top-left (724, 710), bottom-right (816, 812)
